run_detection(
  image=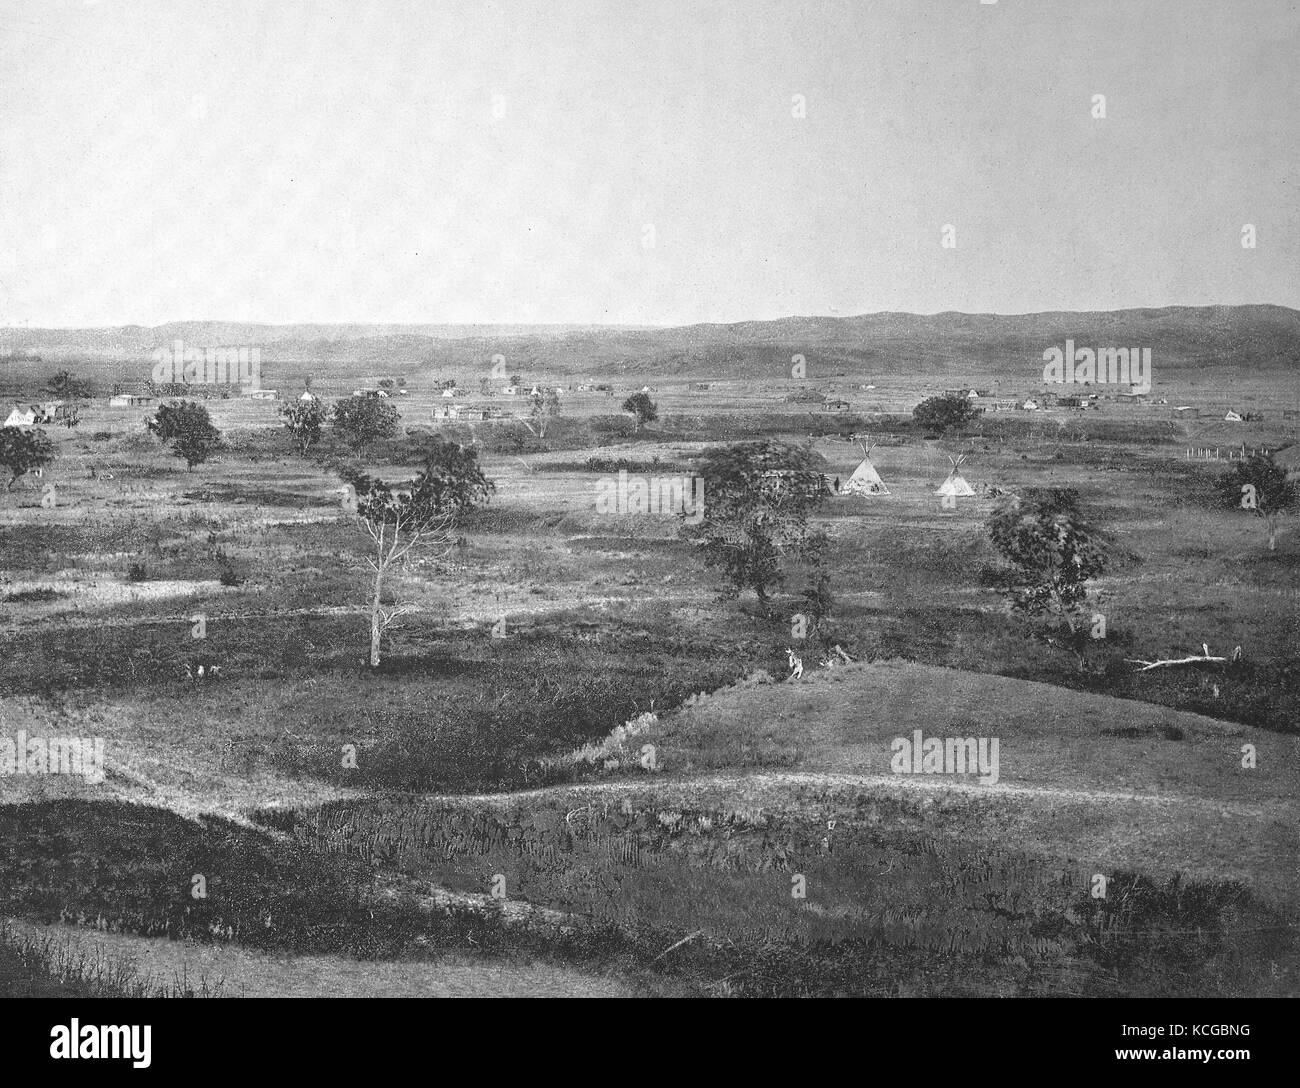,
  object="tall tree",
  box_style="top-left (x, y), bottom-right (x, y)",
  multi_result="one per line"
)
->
top-left (685, 440), bottom-right (828, 606)
top-left (986, 488), bottom-right (1108, 638)
top-left (346, 440), bottom-right (492, 667)
top-left (520, 387), bottom-right (562, 438)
